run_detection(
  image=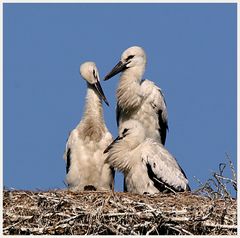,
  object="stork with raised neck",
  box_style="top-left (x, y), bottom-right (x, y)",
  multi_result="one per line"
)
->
top-left (104, 120), bottom-right (190, 194)
top-left (104, 46), bottom-right (168, 145)
top-left (63, 61), bottom-right (114, 191)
